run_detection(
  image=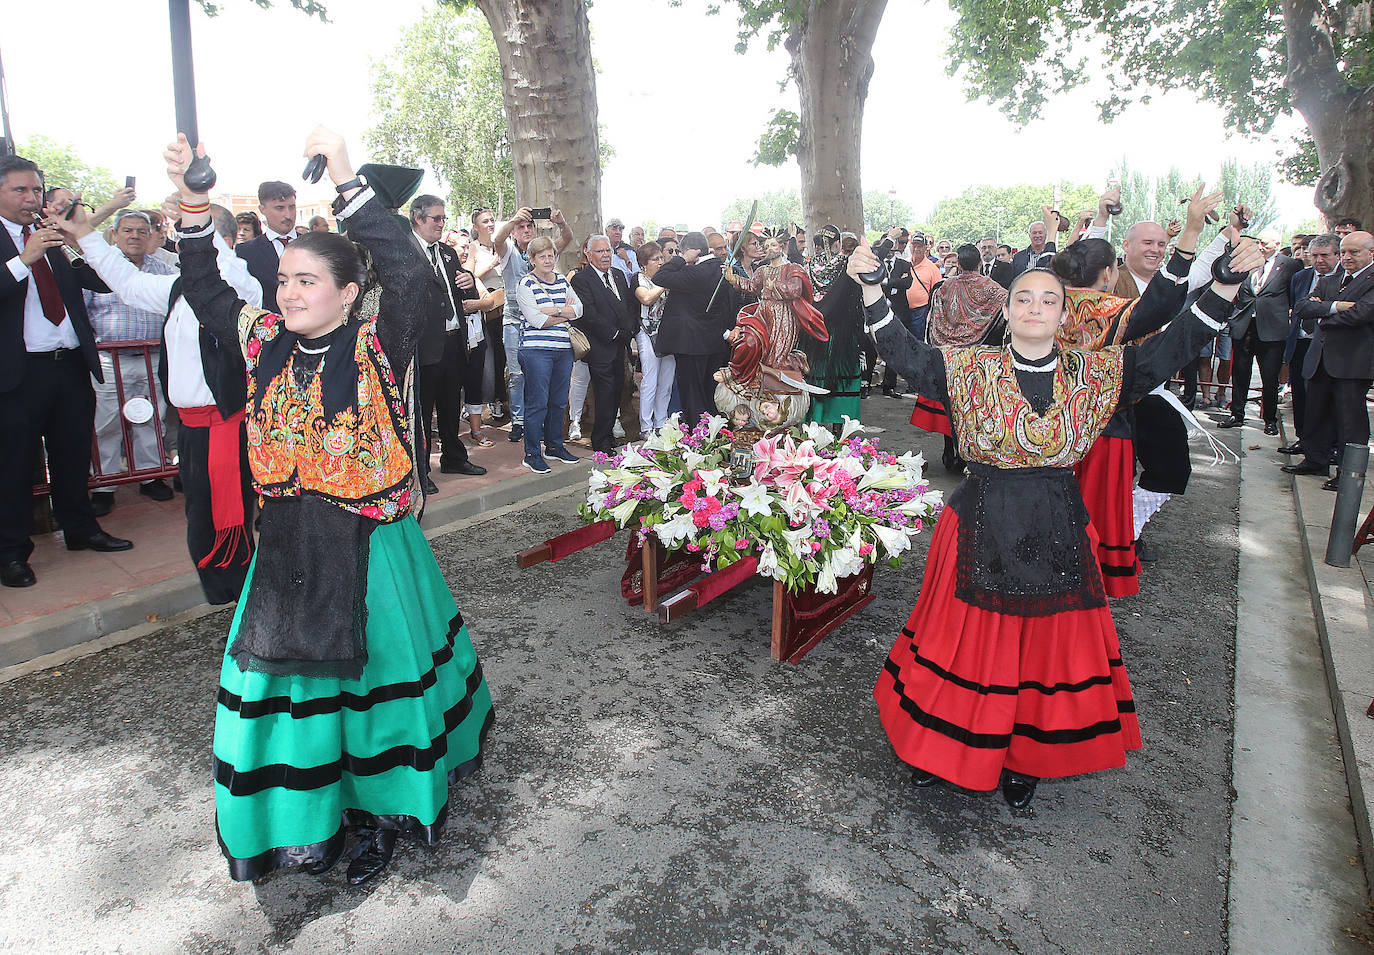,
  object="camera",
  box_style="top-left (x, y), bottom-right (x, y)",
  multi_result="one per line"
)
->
top-left (529, 207), bottom-right (552, 221)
